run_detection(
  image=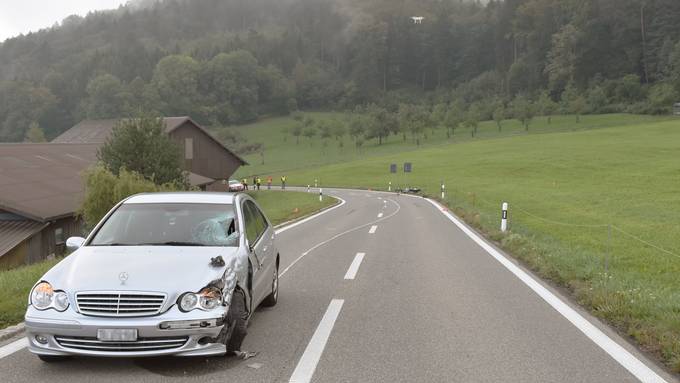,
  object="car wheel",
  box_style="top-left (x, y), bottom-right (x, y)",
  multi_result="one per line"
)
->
top-left (225, 289), bottom-right (248, 353)
top-left (261, 261), bottom-right (279, 307)
top-left (38, 355), bottom-right (67, 363)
